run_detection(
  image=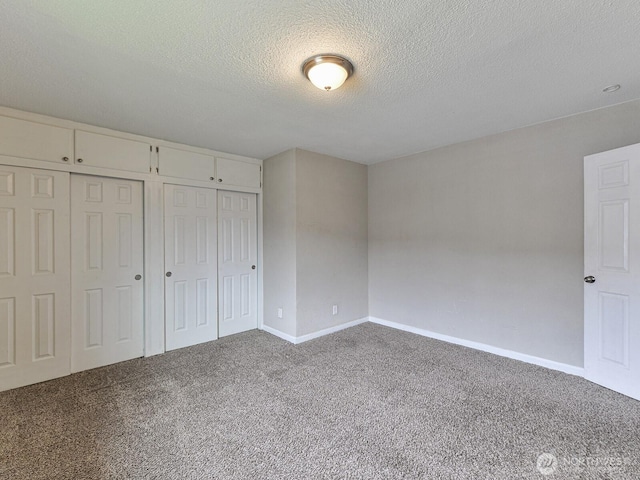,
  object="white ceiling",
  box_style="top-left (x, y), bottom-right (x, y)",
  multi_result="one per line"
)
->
top-left (0, 1), bottom-right (639, 164)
